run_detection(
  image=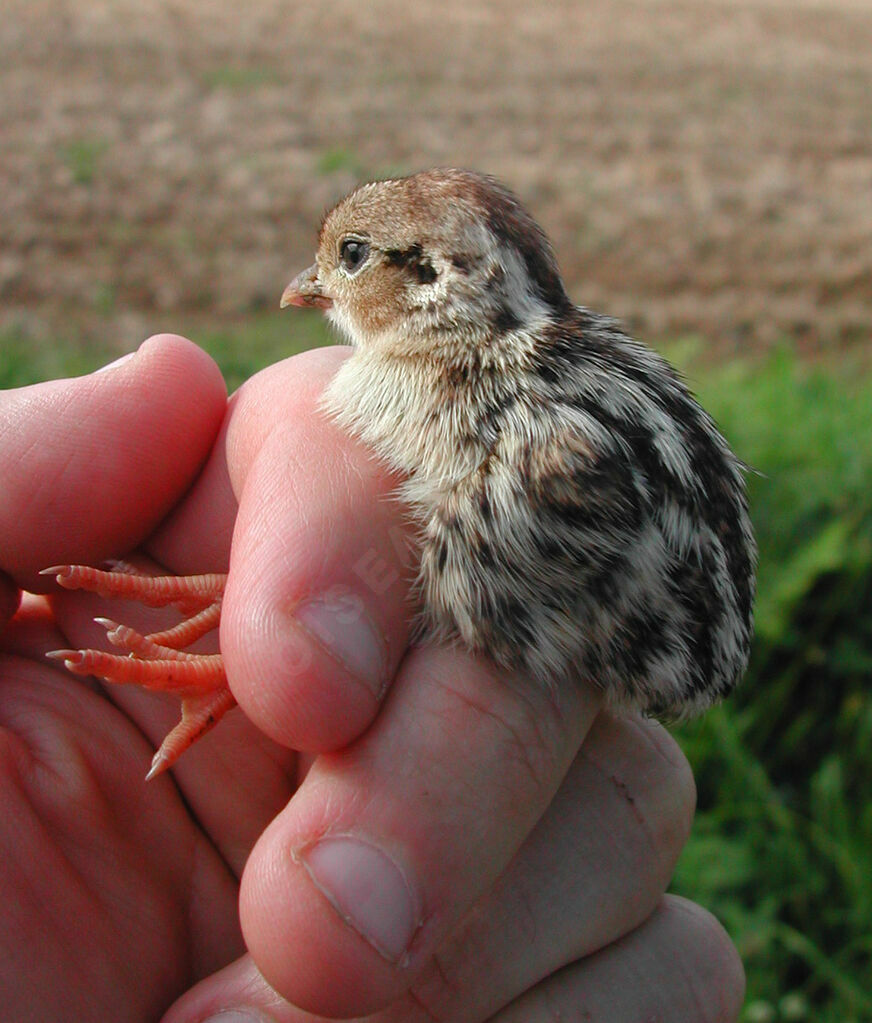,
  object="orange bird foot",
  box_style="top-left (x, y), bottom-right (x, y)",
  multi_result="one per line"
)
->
top-left (43, 563), bottom-right (233, 779)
